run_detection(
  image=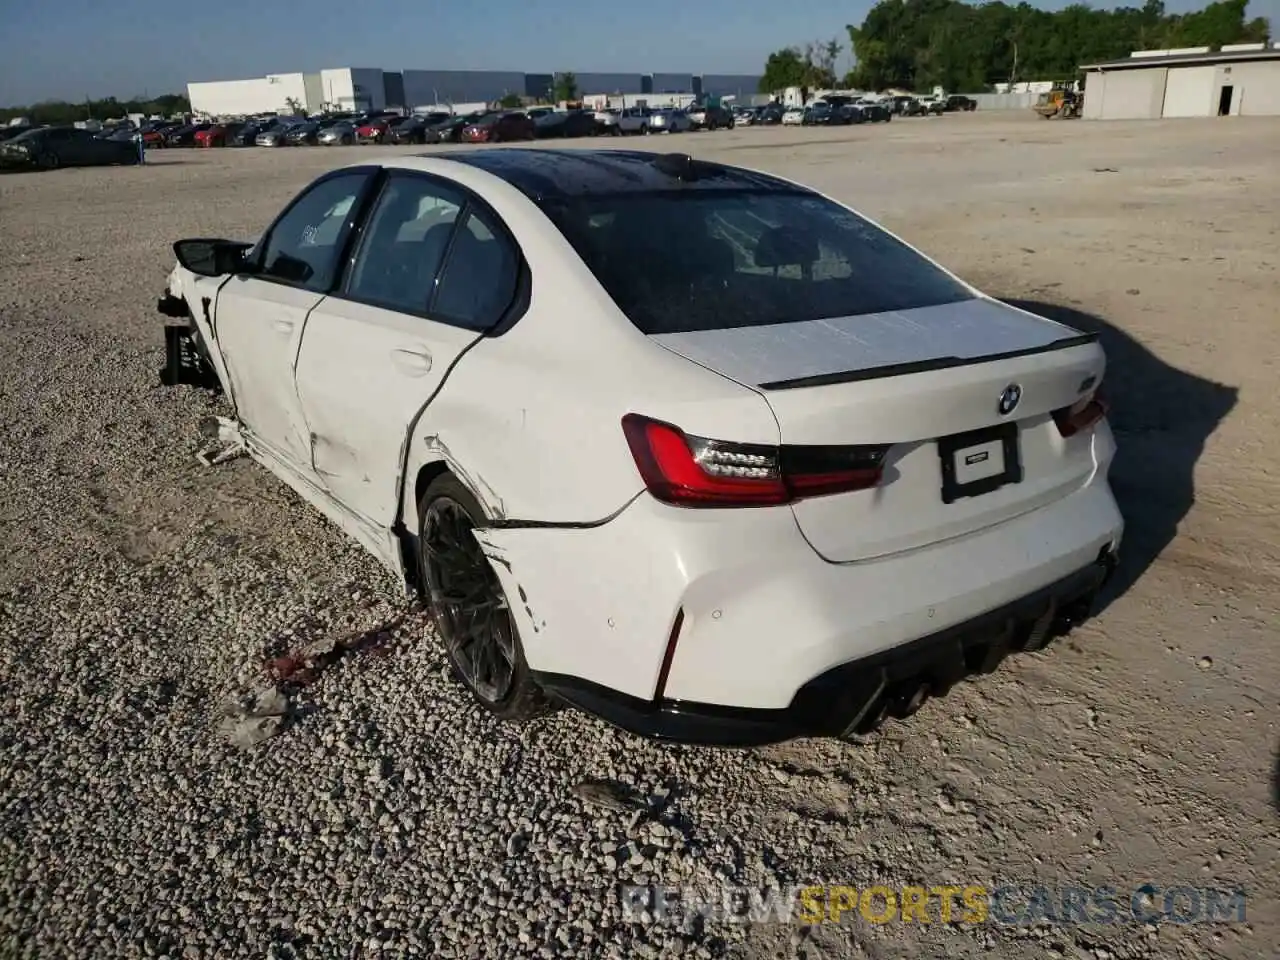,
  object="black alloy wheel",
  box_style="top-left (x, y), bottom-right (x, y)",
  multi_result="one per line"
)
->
top-left (417, 475), bottom-right (546, 720)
